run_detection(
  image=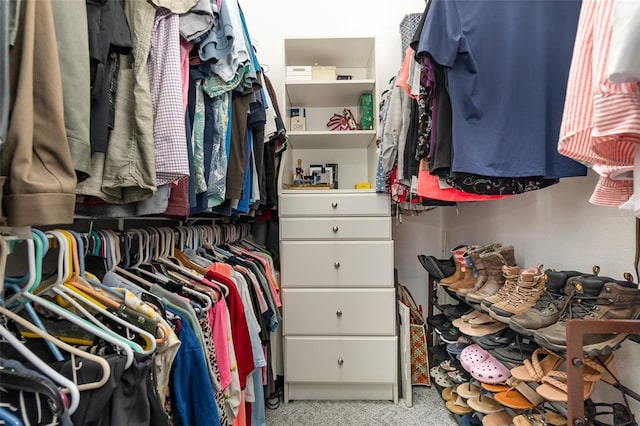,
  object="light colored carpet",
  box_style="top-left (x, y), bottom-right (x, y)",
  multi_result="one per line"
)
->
top-left (265, 386), bottom-right (459, 426)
